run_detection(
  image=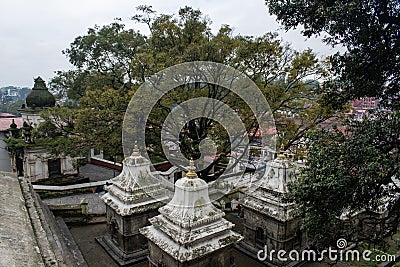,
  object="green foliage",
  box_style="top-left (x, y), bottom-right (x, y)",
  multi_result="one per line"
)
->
top-left (45, 6), bottom-right (340, 178)
top-left (291, 113), bottom-right (400, 247)
top-left (51, 22), bottom-right (146, 99)
top-left (0, 100), bottom-right (24, 116)
top-left (266, 0), bottom-right (400, 247)
top-left (266, 0), bottom-right (400, 108)
top-left (6, 136), bottom-right (25, 154)
top-left (36, 87), bottom-right (134, 158)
